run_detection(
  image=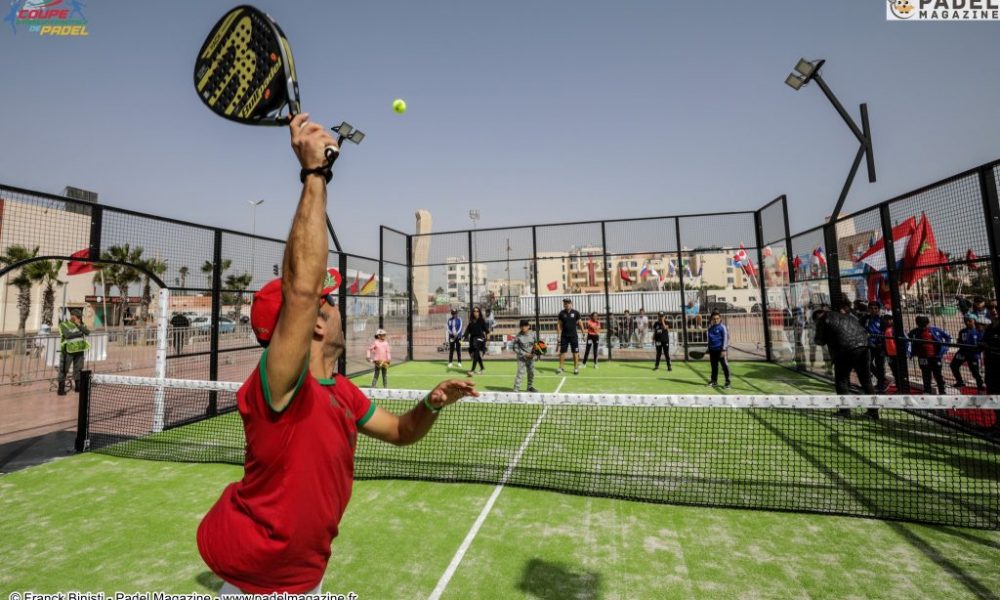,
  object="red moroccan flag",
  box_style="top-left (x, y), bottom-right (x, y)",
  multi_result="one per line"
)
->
top-left (902, 214), bottom-right (939, 286)
top-left (966, 248), bottom-right (979, 270)
top-left (67, 248), bottom-right (96, 276)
